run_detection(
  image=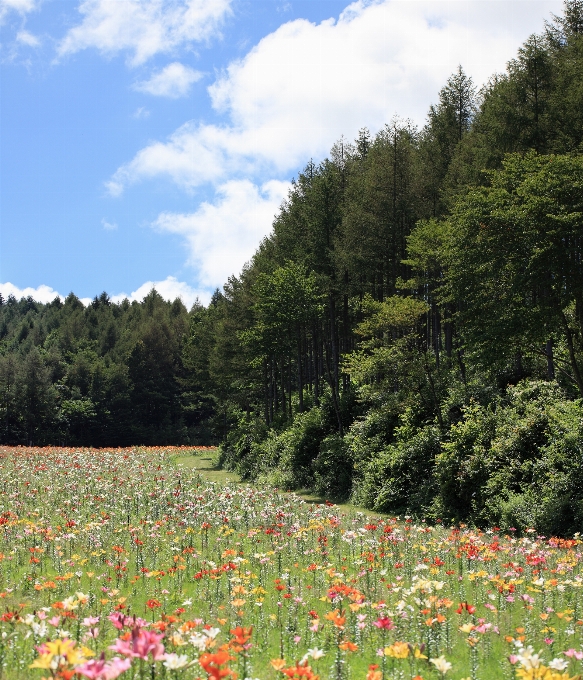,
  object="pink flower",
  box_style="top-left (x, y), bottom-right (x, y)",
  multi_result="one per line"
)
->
top-left (544, 638), bottom-right (554, 645)
top-left (48, 616), bottom-right (61, 627)
top-left (110, 627), bottom-right (165, 661)
top-left (564, 649), bottom-right (583, 660)
top-left (108, 612), bottom-right (126, 630)
top-left (76, 655), bottom-right (132, 680)
top-left (108, 612), bottom-right (147, 630)
top-left (37, 611), bottom-right (47, 620)
top-left (82, 616), bottom-right (100, 627)
top-left (373, 617), bottom-right (394, 630)
top-left (509, 655), bottom-right (519, 665)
